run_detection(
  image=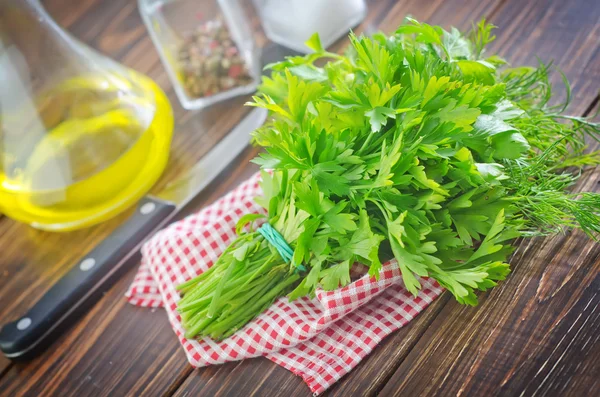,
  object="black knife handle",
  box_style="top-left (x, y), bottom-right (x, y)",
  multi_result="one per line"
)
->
top-left (0, 196), bottom-right (176, 360)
